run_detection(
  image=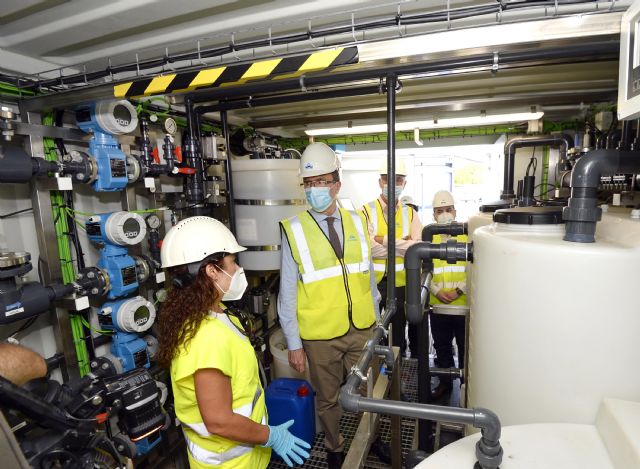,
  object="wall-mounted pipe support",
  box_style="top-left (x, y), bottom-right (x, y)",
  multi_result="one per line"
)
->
top-left (563, 149), bottom-right (640, 242)
top-left (502, 134), bottom-right (573, 199)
